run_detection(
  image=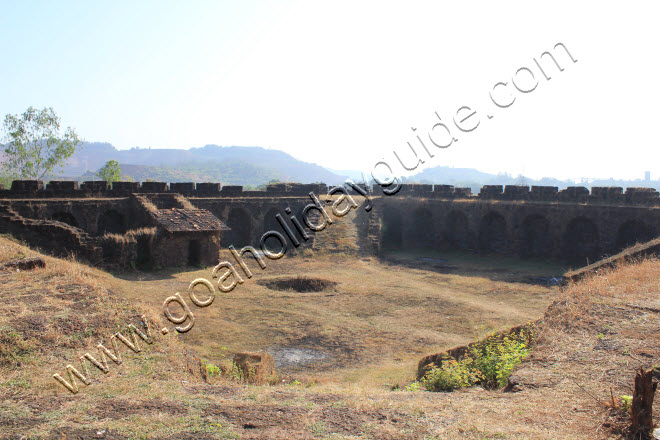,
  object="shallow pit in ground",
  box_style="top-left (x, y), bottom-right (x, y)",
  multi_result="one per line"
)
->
top-left (267, 347), bottom-right (332, 369)
top-left (258, 276), bottom-right (337, 293)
